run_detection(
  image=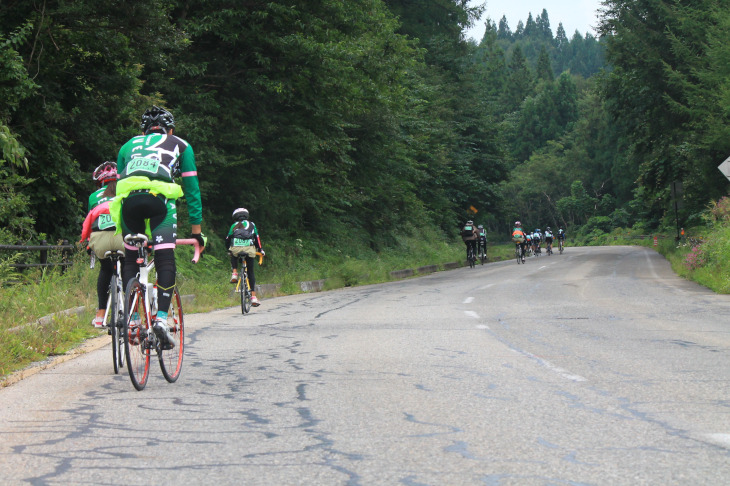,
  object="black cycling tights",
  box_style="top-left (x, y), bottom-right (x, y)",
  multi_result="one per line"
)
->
top-left (97, 258), bottom-right (114, 310)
